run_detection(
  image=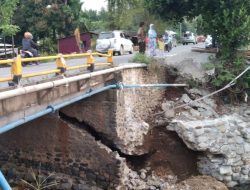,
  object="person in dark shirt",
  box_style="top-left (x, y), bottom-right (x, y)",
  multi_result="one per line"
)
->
top-left (22, 32), bottom-right (38, 57)
top-left (137, 22), bottom-right (146, 54)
